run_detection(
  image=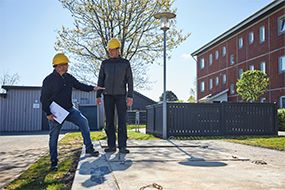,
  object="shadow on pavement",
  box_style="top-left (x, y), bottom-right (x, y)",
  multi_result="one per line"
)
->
top-left (179, 158), bottom-right (227, 167)
top-left (78, 152), bottom-right (132, 188)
